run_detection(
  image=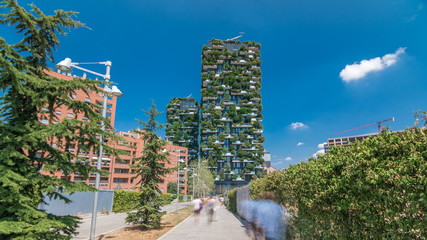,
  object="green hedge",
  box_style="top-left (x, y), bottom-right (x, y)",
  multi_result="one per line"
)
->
top-left (226, 188), bottom-right (238, 213)
top-left (113, 191), bottom-right (175, 212)
top-left (113, 190), bottom-right (140, 212)
top-left (251, 128), bottom-right (427, 239)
